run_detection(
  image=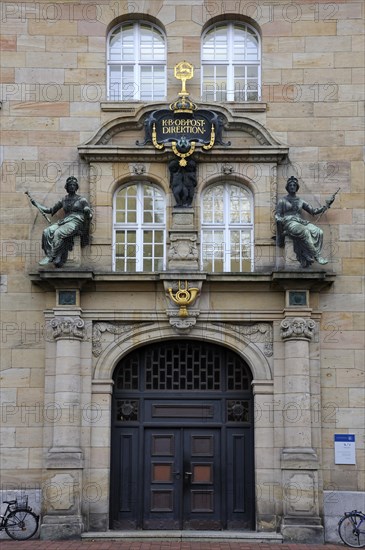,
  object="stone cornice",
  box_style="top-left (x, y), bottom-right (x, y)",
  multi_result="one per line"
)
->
top-left (77, 145), bottom-right (289, 163)
top-left (30, 269), bottom-right (335, 291)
